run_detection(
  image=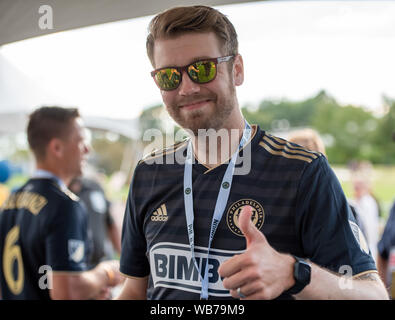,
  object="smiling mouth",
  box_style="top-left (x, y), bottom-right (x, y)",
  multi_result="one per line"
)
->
top-left (181, 100), bottom-right (211, 110)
